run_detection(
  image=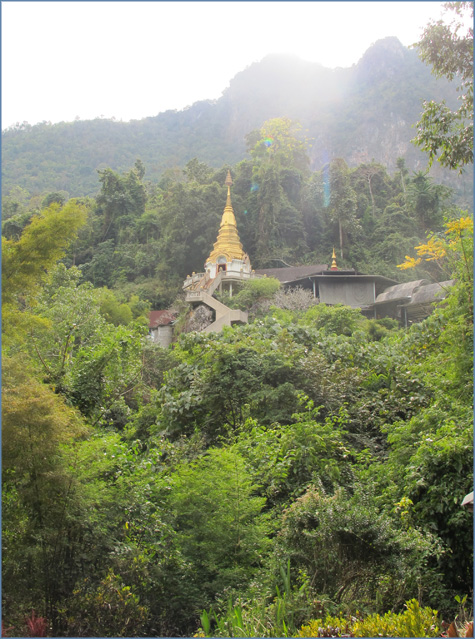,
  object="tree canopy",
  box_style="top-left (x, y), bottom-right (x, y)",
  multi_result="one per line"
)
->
top-left (412, 2), bottom-right (474, 171)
